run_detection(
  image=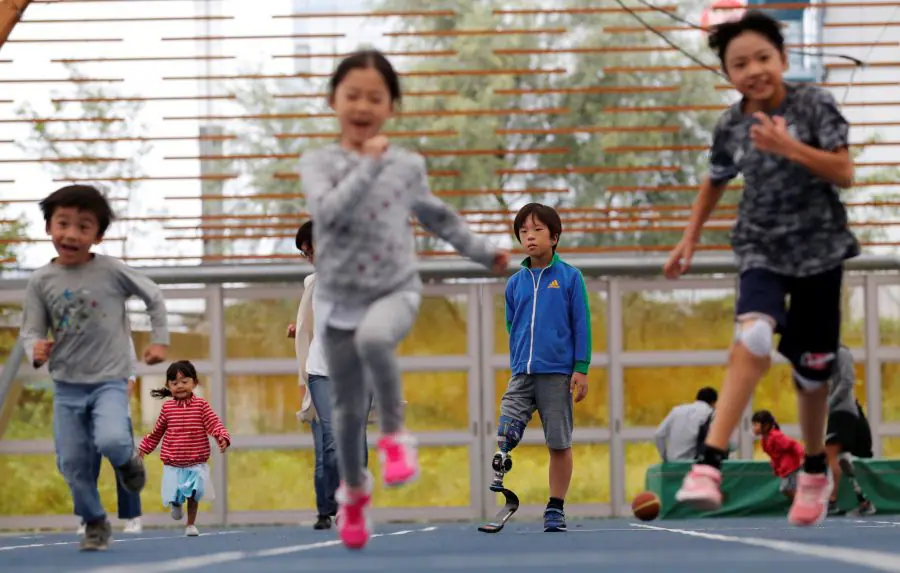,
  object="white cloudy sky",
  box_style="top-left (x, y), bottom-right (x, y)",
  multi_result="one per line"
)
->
top-left (2, 0), bottom-right (382, 268)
